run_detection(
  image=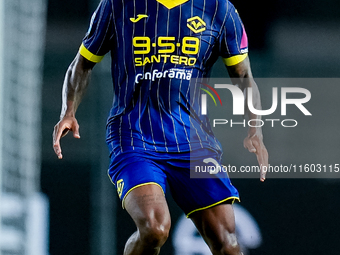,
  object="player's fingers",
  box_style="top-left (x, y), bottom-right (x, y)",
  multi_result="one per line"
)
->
top-left (255, 146), bottom-right (267, 166)
top-left (72, 121), bottom-right (80, 139)
top-left (244, 137), bottom-right (256, 153)
top-left (260, 168), bottom-right (266, 182)
top-left (255, 154), bottom-right (266, 182)
top-left (257, 144), bottom-right (268, 166)
top-left (53, 124), bottom-right (63, 159)
top-left (61, 128), bottom-right (70, 138)
top-left (256, 146), bottom-right (268, 182)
